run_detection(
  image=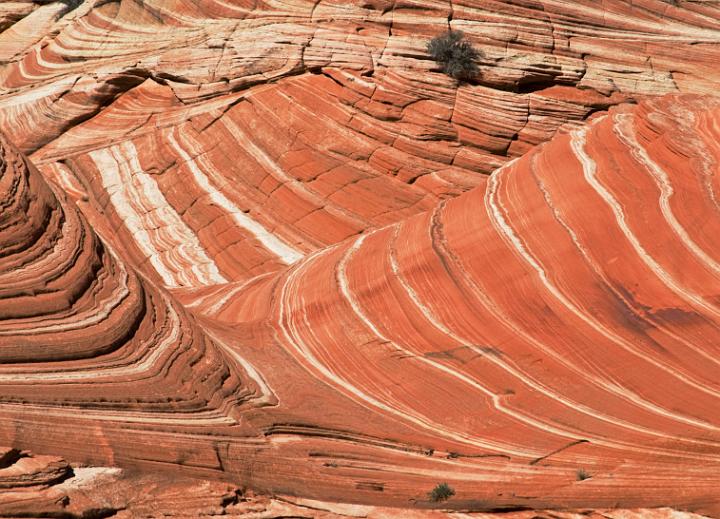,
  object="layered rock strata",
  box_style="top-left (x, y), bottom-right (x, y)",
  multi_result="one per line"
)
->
top-left (0, 0), bottom-right (719, 516)
top-left (2, 94), bottom-right (719, 514)
top-left (0, 0), bottom-right (717, 285)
